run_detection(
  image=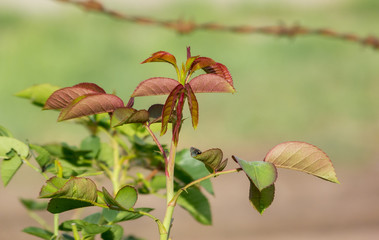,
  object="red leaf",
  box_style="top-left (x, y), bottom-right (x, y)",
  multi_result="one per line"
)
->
top-left (161, 84), bottom-right (185, 136)
top-left (185, 84), bottom-right (199, 129)
top-left (190, 57), bottom-right (216, 74)
top-left (58, 94), bottom-right (124, 121)
top-left (173, 92), bottom-right (185, 145)
top-left (126, 97), bottom-right (135, 108)
top-left (203, 63), bottom-right (234, 88)
top-left (189, 74), bottom-right (236, 93)
top-left (131, 77), bottom-right (181, 97)
top-left (111, 107), bottom-right (149, 127)
top-left (141, 51), bottom-right (177, 67)
top-left (44, 83), bottom-right (106, 110)
top-left (187, 46), bottom-right (191, 59)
